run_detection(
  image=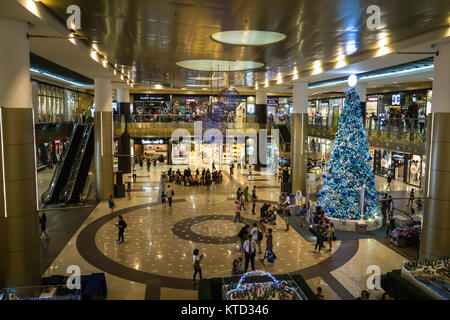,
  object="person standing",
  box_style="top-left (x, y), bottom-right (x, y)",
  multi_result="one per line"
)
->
top-left (418, 112), bottom-right (426, 134)
top-left (386, 172), bottom-right (393, 191)
top-left (314, 221), bottom-right (325, 253)
top-left (248, 165), bottom-right (253, 180)
top-left (327, 223), bottom-right (335, 251)
top-left (284, 207), bottom-right (291, 231)
top-left (234, 200), bottom-right (241, 223)
top-left (385, 211), bottom-right (395, 238)
top-left (166, 185), bottom-right (174, 208)
top-left (161, 191), bottom-right (167, 207)
top-left (116, 215), bottom-right (127, 244)
top-left (243, 186), bottom-right (249, 204)
top-left (237, 225), bottom-right (249, 252)
top-left (39, 213), bottom-right (49, 240)
top-left (250, 223), bottom-right (263, 254)
top-left (260, 228), bottom-right (273, 263)
top-left (316, 287), bottom-right (324, 300)
top-left (407, 188), bottom-right (415, 207)
top-left (81, 109), bottom-right (86, 125)
top-left (192, 249), bottom-right (204, 282)
top-left (243, 234), bottom-right (256, 272)
top-left (108, 195), bottom-right (117, 213)
top-left (381, 194), bottom-right (389, 225)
